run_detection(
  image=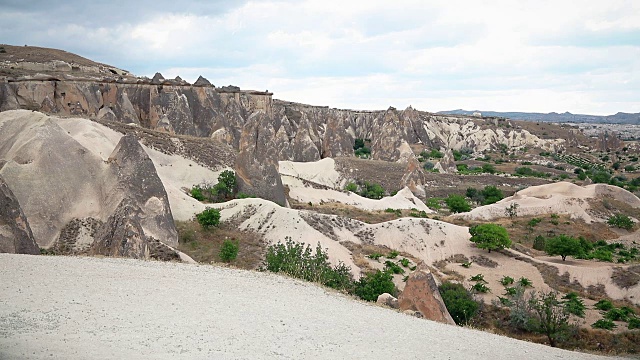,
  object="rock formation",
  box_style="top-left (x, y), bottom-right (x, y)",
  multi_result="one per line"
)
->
top-left (0, 175), bottom-right (40, 254)
top-left (235, 112), bottom-right (287, 206)
top-left (398, 269), bottom-right (456, 325)
top-left (0, 110), bottom-right (178, 259)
